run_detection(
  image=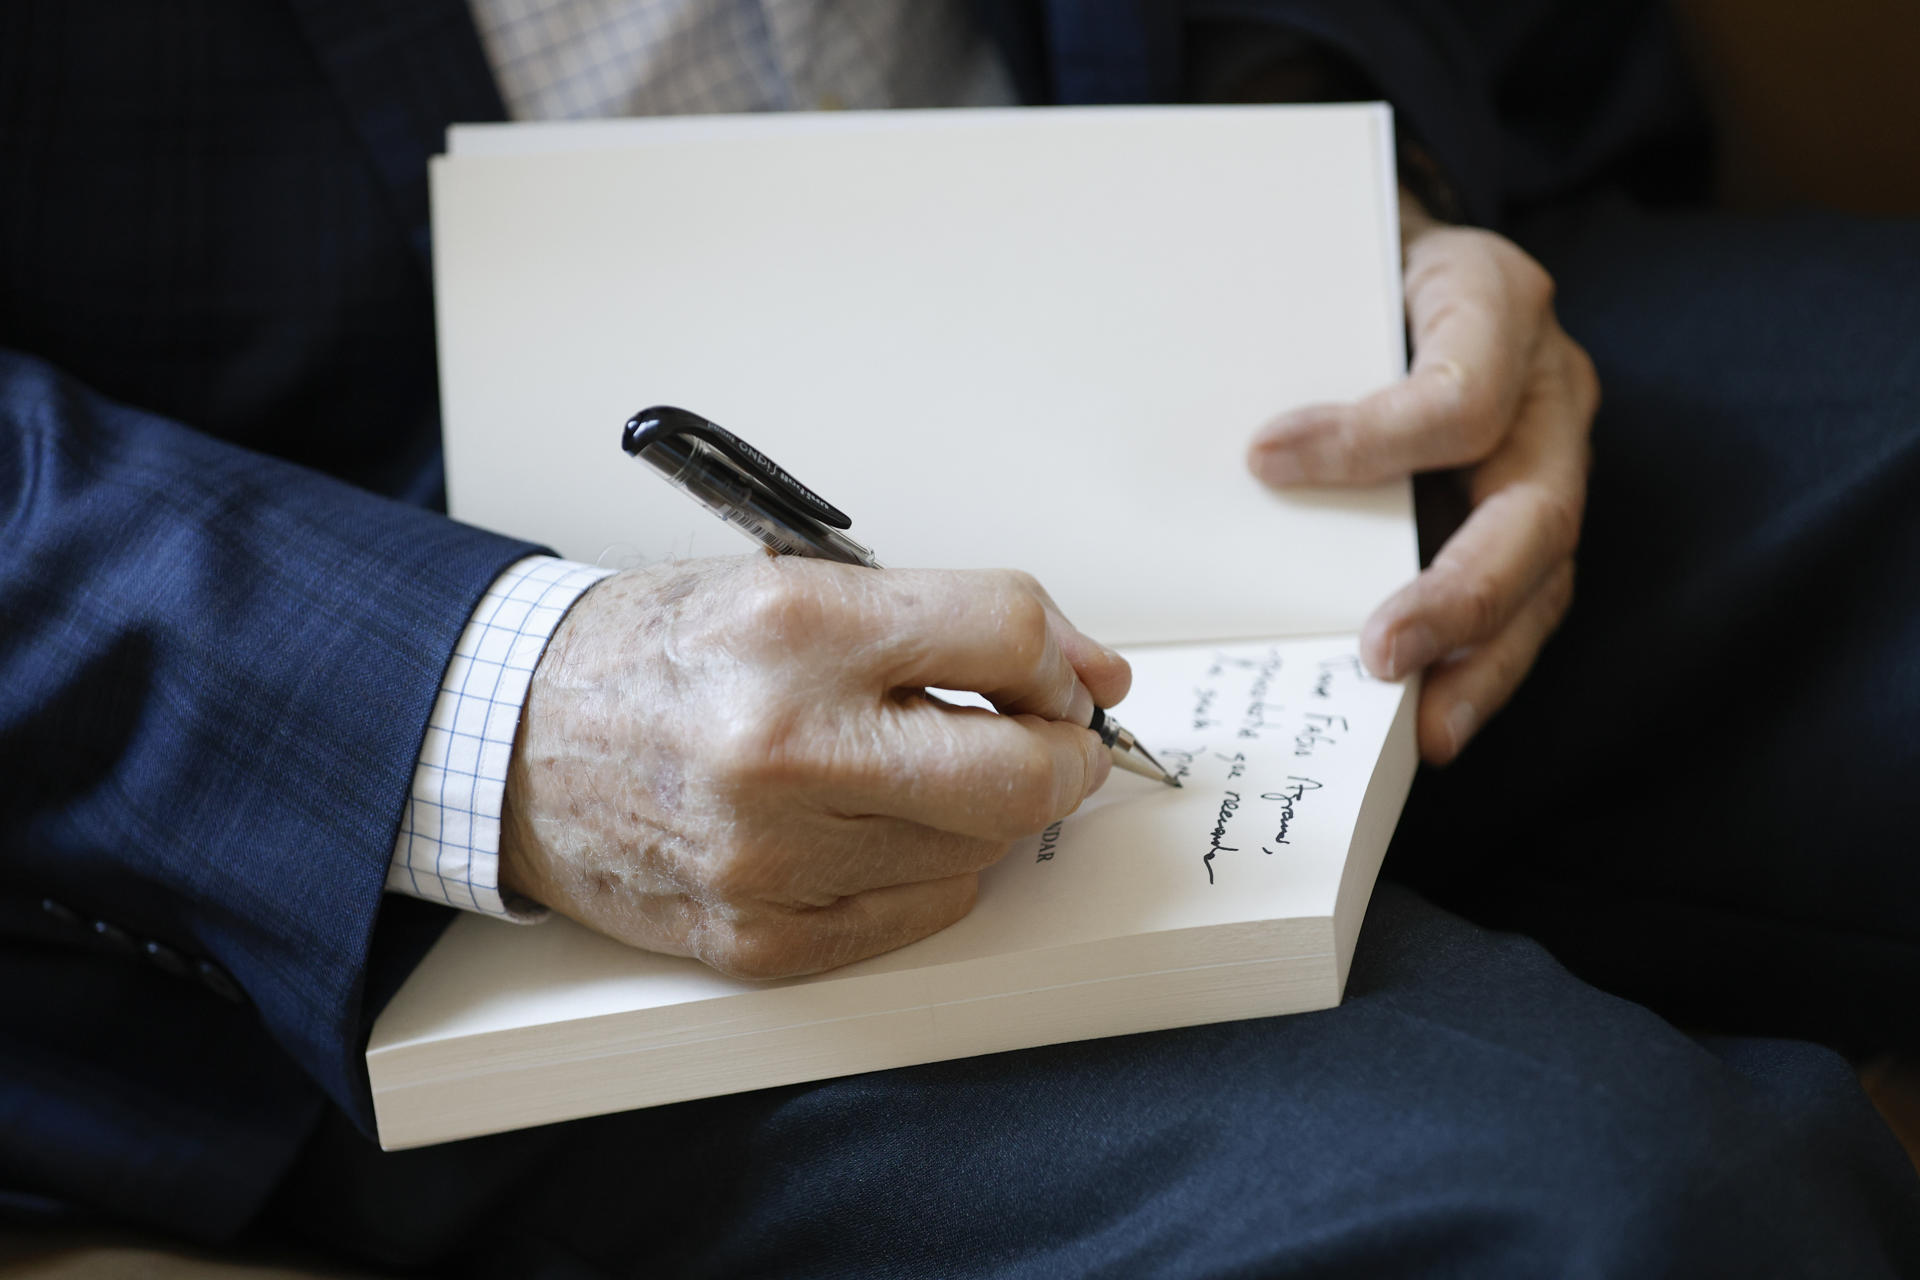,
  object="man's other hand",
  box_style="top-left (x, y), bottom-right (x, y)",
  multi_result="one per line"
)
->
top-left (1247, 191), bottom-right (1598, 764)
top-left (499, 557), bottom-right (1130, 979)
